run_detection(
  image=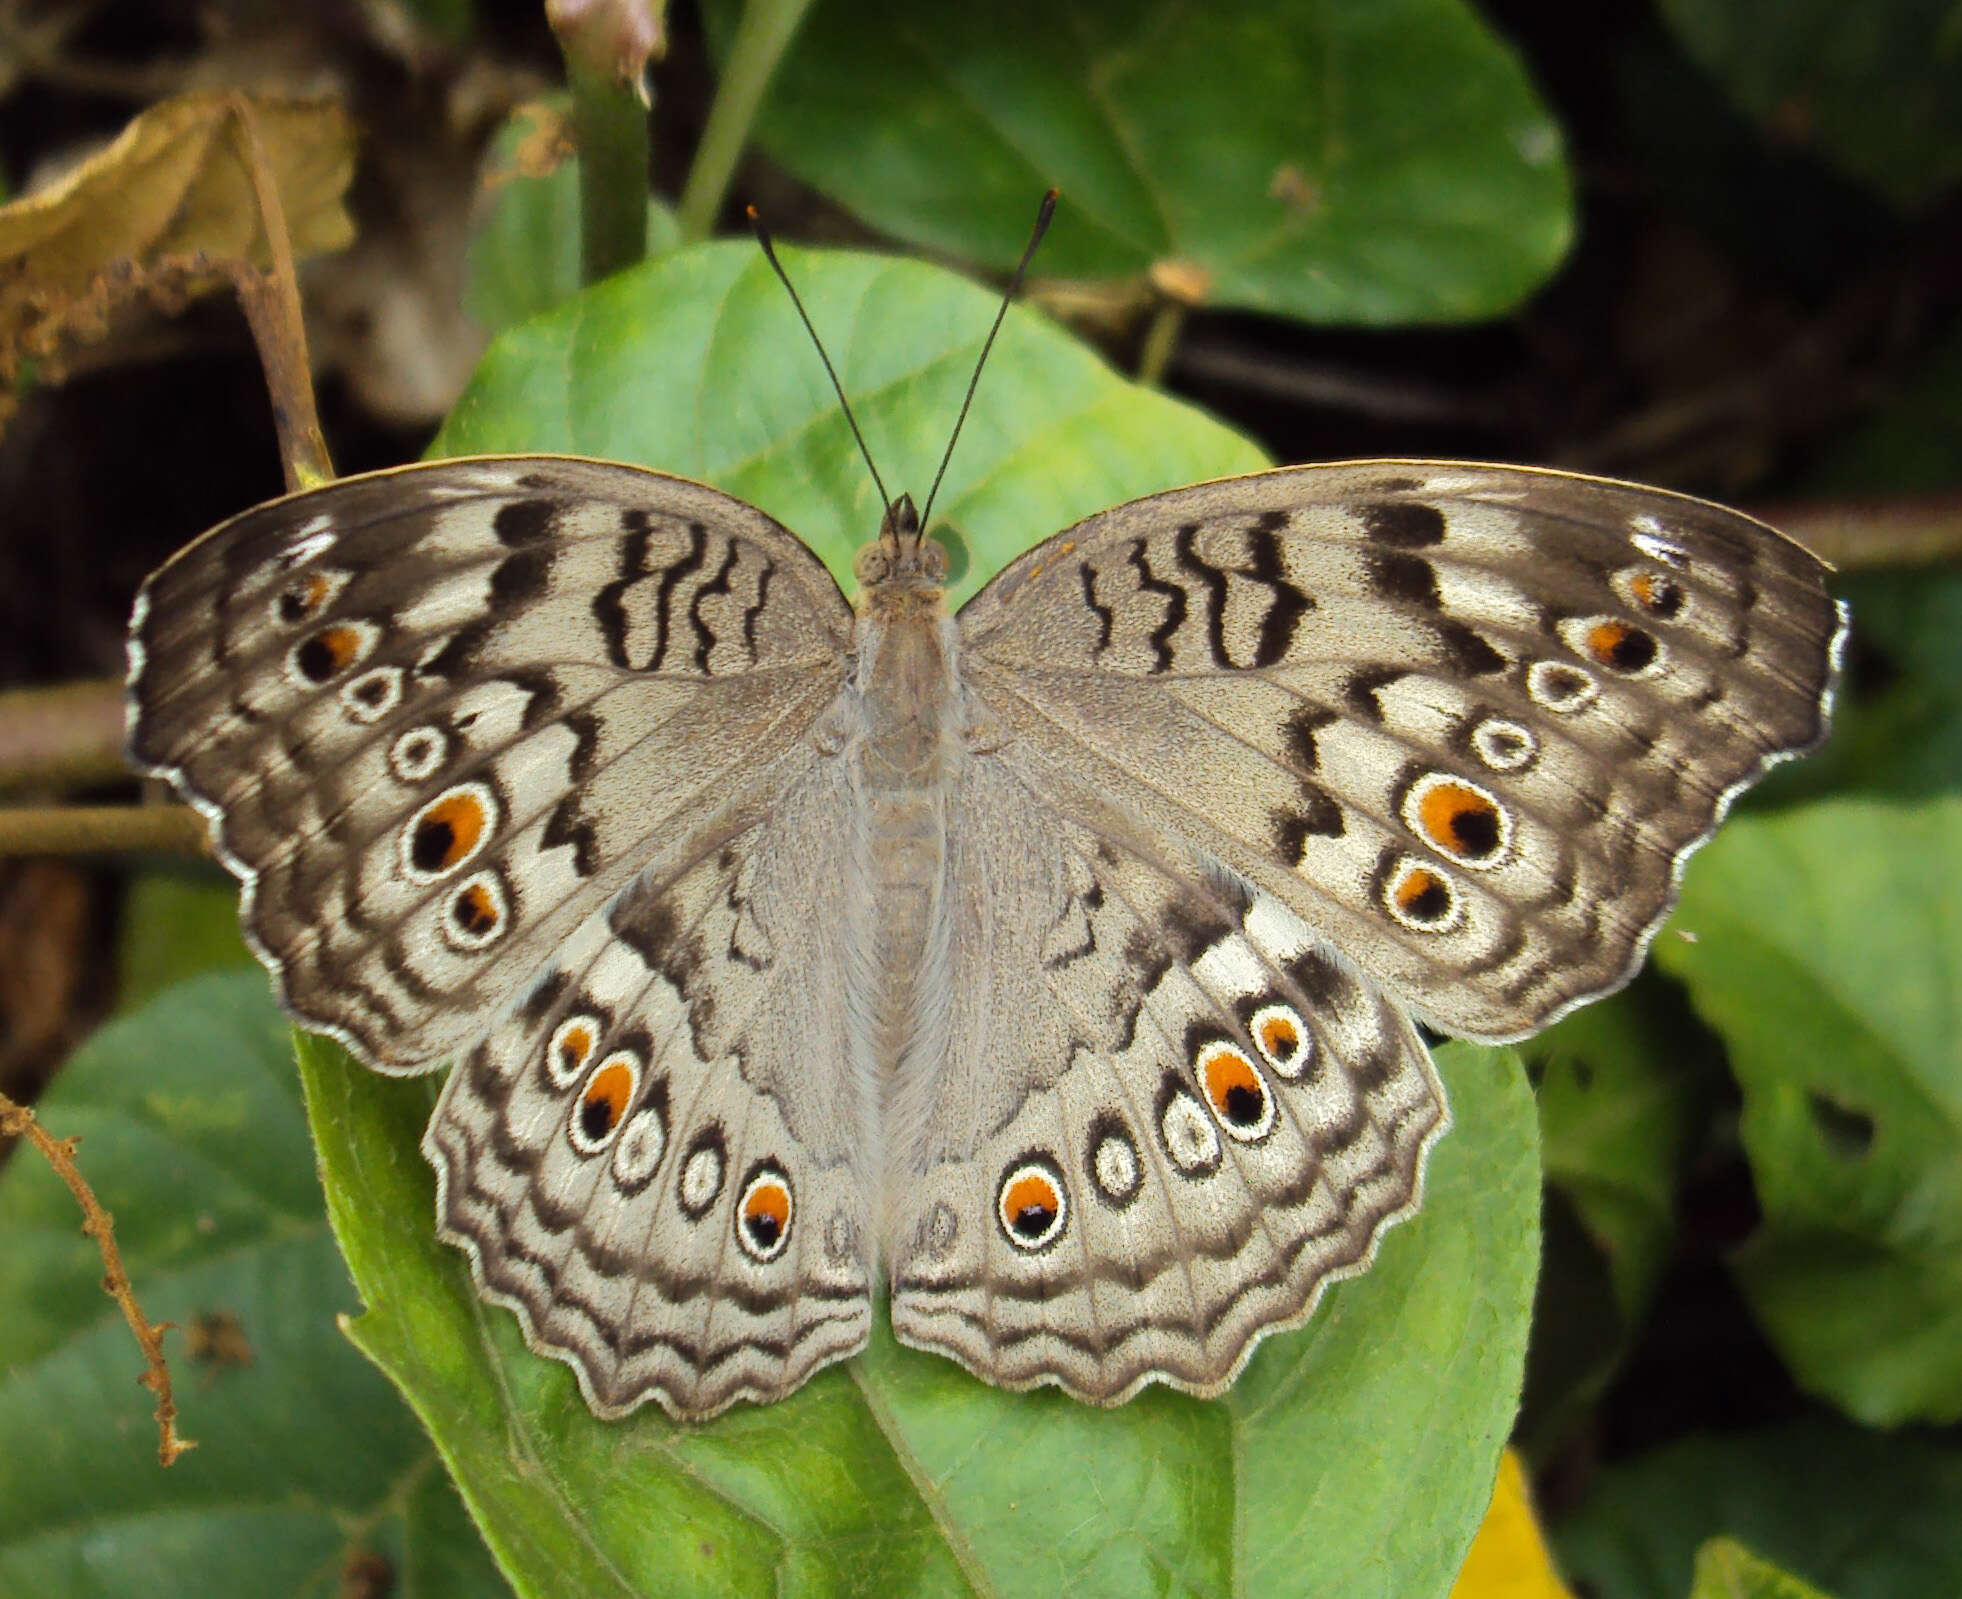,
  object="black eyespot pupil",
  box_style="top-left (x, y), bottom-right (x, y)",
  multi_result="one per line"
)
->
top-left (295, 636), bottom-right (336, 681)
top-left (1647, 582), bottom-right (1683, 618)
top-left (1450, 808), bottom-right (1501, 855)
top-left (747, 1213), bottom-right (781, 1248)
top-left (278, 591), bottom-right (309, 622)
top-left (1012, 1204), bottom-right (1053, 1238)
top-left (455, 891), bottom-right (493, 933)
top-left (579, 1097), bottom-right (613, 1142)
top-left (355, 678), bottom-right (387, 706)
top-left (1223, 1084), bottom-right (1263, 1125)
top-left (413, 819), bottom-right (455, 871)
top-left (1609, 628), bottom-right (1658, 671)
top-left (1408, 880), bottom-right (1450, 921)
